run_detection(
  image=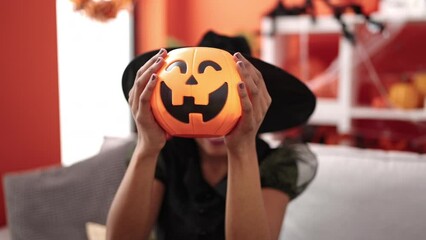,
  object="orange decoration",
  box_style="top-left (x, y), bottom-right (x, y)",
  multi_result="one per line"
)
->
top-left (371, 96), bottom-right (388, 108)
top-left (413, 72), bottom-right (426, 96)
top-left (378, 136), bottom-right (408, 151)
top-left (151, 47), bottom-right (242, 137)
top-left (388, 82), bottom-right (422, 109)
top-left (70, 0), bottom-right (133, 22)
